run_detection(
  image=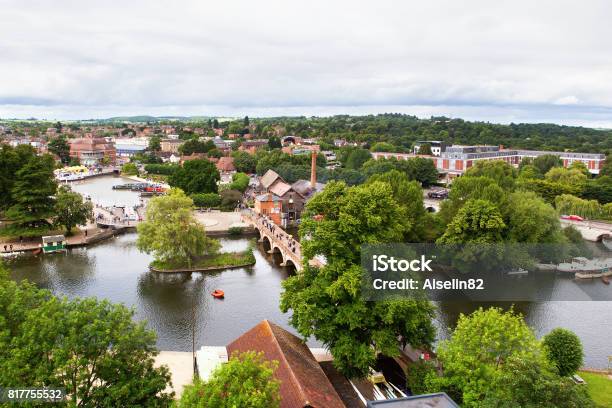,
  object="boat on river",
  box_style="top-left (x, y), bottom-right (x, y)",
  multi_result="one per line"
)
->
top-left (212, 289), bottom-right (225, 299)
